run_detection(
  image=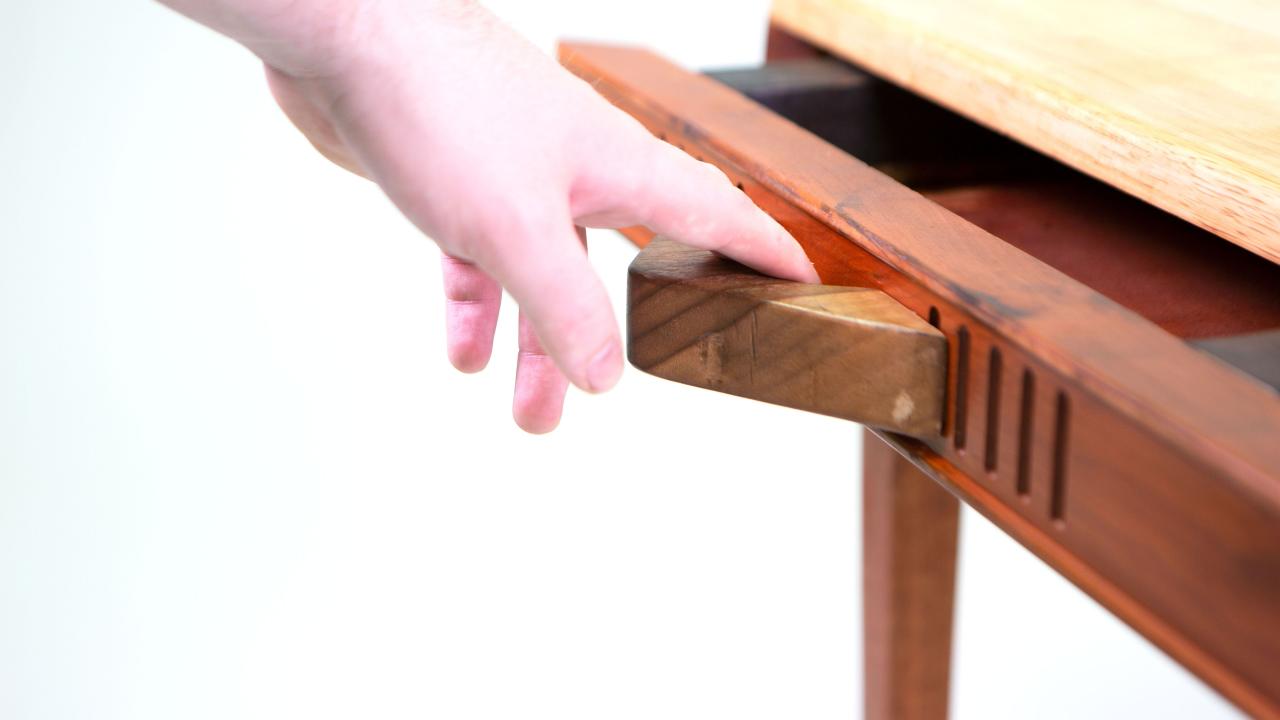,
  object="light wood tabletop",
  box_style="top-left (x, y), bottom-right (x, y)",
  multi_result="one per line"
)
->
top-left (771, 0), bottom-right (1280, 265)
